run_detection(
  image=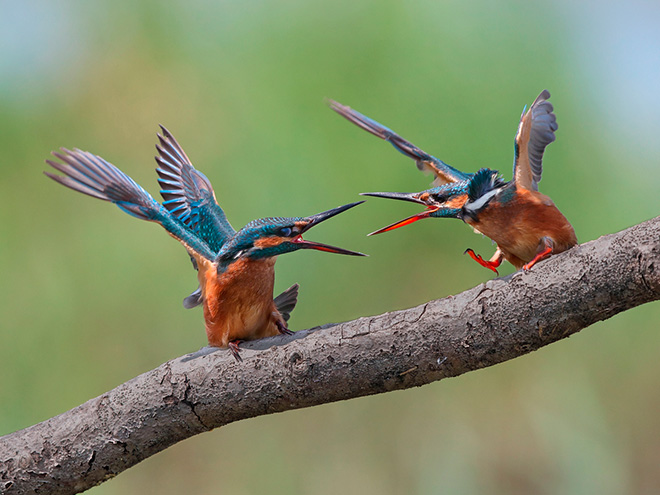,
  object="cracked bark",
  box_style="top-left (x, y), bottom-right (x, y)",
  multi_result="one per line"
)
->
top-left (1, 216), bottom-right (659, 494)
